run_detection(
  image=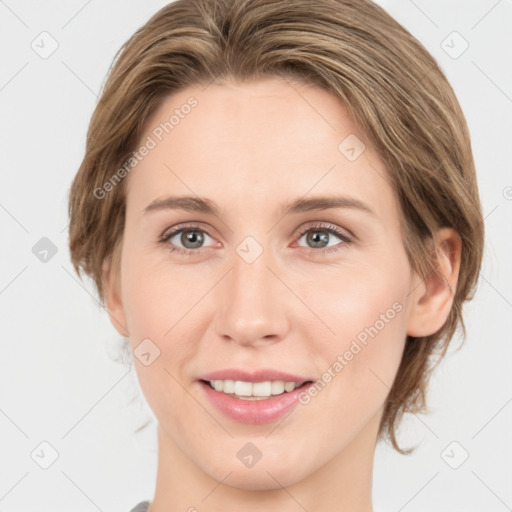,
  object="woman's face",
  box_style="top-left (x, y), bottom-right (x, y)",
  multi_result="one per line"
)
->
top-left (107, 77), bottom-right (425, 489)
